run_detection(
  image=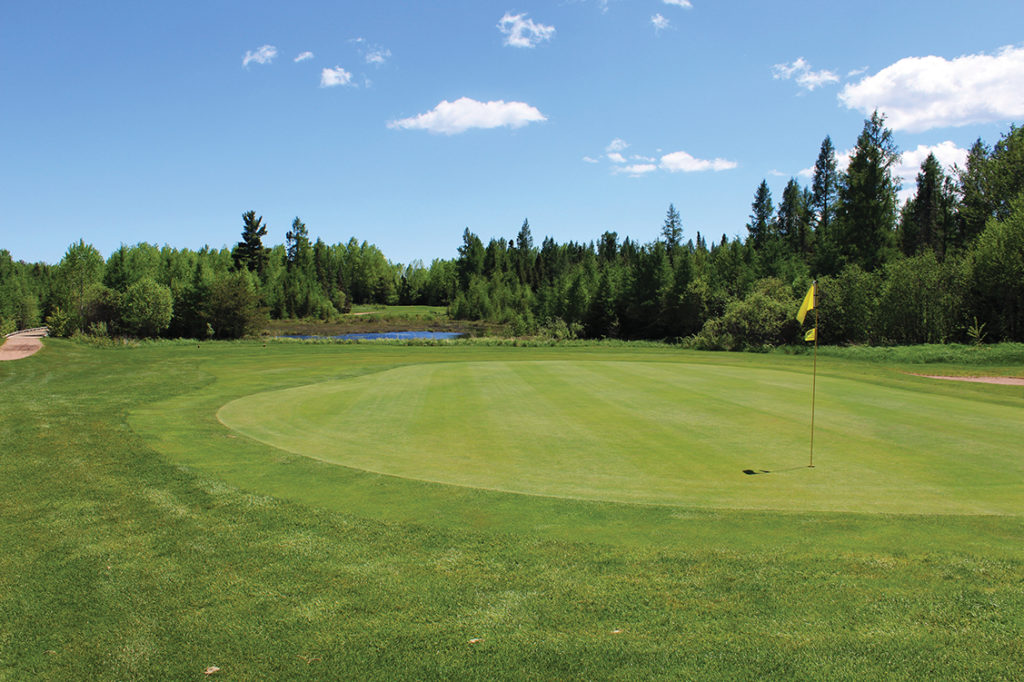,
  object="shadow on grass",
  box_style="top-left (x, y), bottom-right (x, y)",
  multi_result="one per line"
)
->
top-left (742, 466), bottom-right (812, 475)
